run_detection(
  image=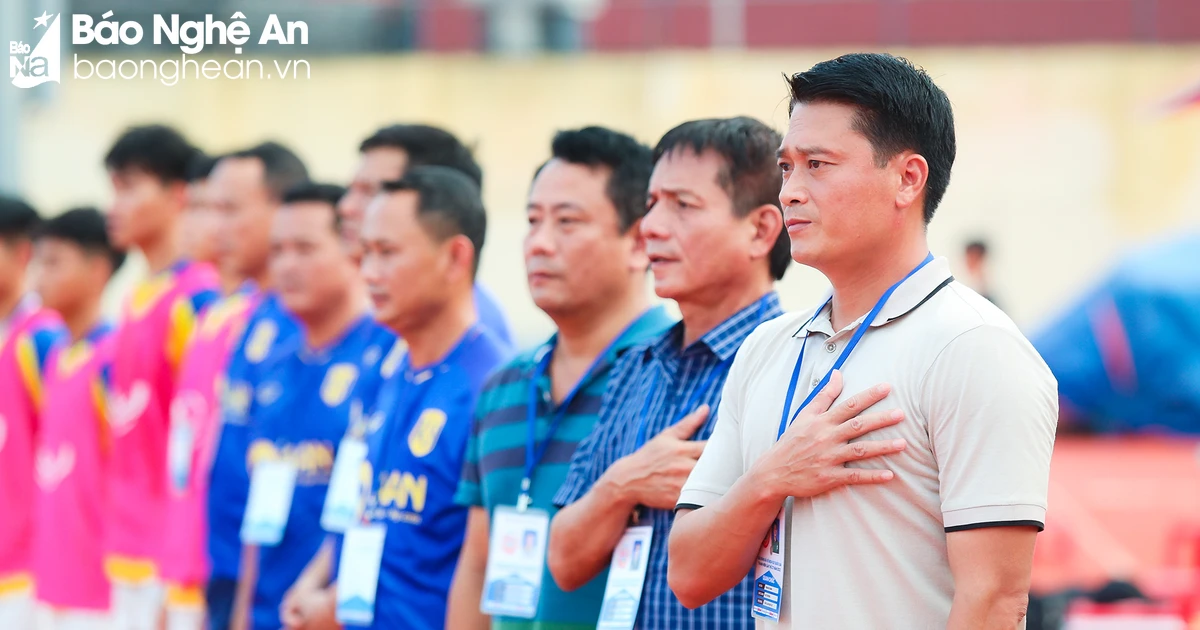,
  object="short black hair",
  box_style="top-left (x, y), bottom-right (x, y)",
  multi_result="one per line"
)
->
top-left (186, 153), bottom-right (219, 183)
top-left (537, 126), bottom-right (654, 233)
top-left (35, 207), bottom-right (126, 274)
top-left (654, 117), bottom-right (791, 280)
top-left (965, 239), bottom-right (988, 256)
top-left (281, 182), bottom-right (347, 233)
top-left (360, 124), bottom-right (483, 188)
top-left (104, 124), bottom-right (200, 183)
top-left (380, 165), bottom-right (486, 277)
top-left (787, 53), bottom-right (956, 223)
top-left (0, 196), bottom-right (41, 245)
top-left (225, 142), bottom-right (310, 202)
